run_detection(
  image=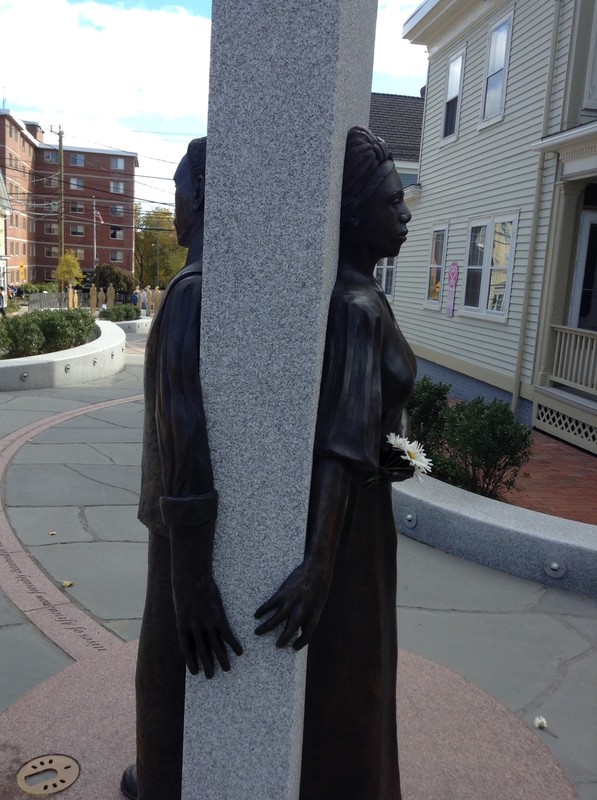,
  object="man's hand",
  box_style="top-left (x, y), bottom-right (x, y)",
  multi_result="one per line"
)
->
top-left (170, 525), bottom-right (242, 677)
